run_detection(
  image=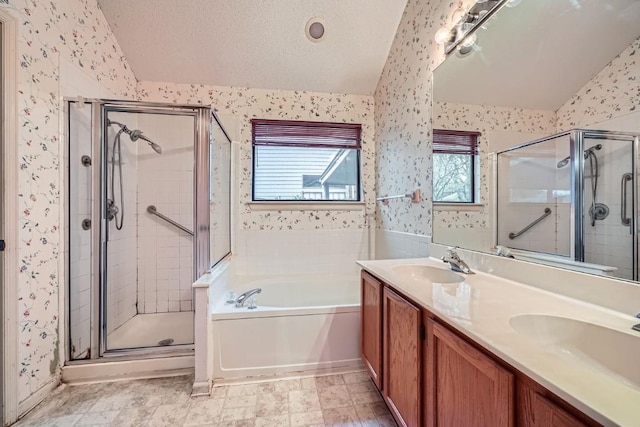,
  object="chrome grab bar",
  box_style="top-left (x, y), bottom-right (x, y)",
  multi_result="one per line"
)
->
top-left (621, 173), bottom-right (632, 230)
top-left (377, 189), bottom-right (421, 204)
top-left (146, 205), bottom-right (194, 236)
top-left (508, 207), bottom-right (552, 240)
